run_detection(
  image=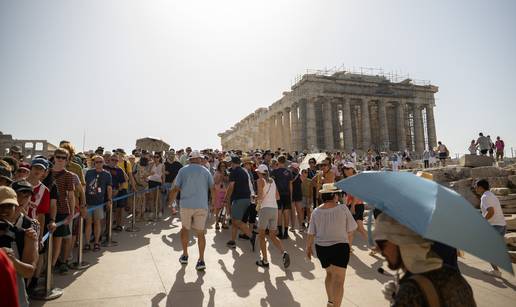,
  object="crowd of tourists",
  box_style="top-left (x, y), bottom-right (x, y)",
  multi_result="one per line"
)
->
top-left (0, 137), bottom-right (509, 307)
top-left (468, 133), bottom-right (506, 161)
